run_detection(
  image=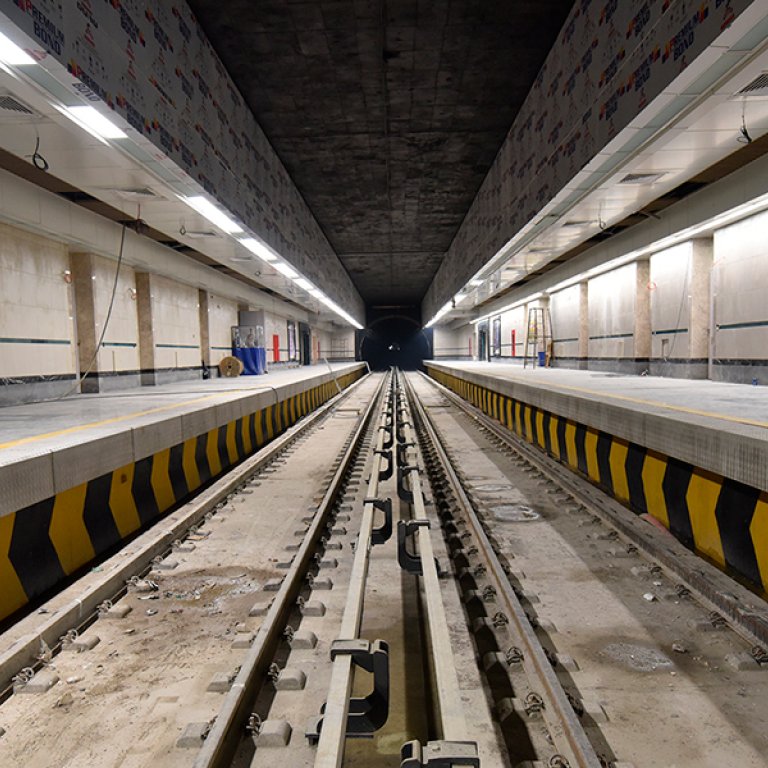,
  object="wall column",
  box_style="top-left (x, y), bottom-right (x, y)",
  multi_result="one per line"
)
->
top-left (199, 289), bottom-right (211, 368)
top-left (135, 272), bottom-right (156, 386)
top-left (578, 280), bottom-right (589, 369)
top-left (634, 259), bottom-right (652, 368)
top-left (70, 252), bottom-right (100, 393)
top-left (689, 238), bottom-right (713, 378)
